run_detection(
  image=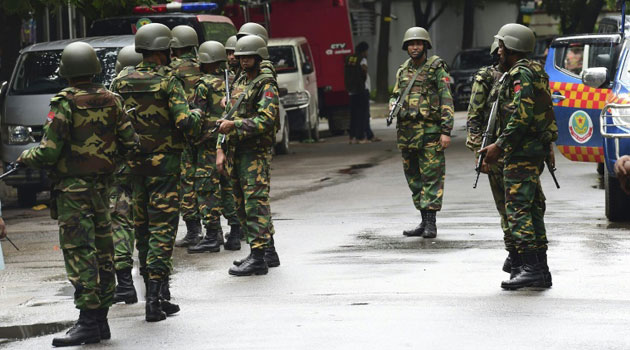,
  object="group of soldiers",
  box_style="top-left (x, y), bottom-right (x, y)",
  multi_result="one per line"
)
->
top-left (17, 21), bottom-right (281, 346)
top-left (389, 24), bottom-right (557, 290)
